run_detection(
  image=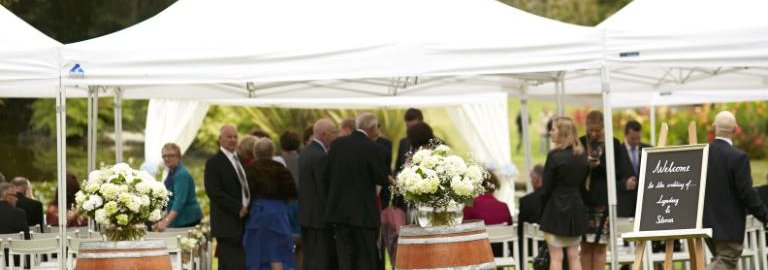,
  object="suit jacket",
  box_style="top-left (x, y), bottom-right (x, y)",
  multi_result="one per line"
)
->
top-left (539, 146), bottom-right (589, 236)
top-left (204, 150), bottom-right (245, 239)
top-left (376, 137), bottom-right (394, 208)
top-left (0, 202), bottom-right (29, 237)
top-left (703, 139), bottom-right (768, 242)
top-left (298, 140), bottom-right (330, 229)
top-left (616, 142), bottom-right (651, 217)
top-left (324, 131), bottom-right (389, 228)
top-left (15, 193), bottom-right (43, 228)
top-left (394, 138), bottom-right (410, 174)
top-left (579, 136), bottom-right (631, 207)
